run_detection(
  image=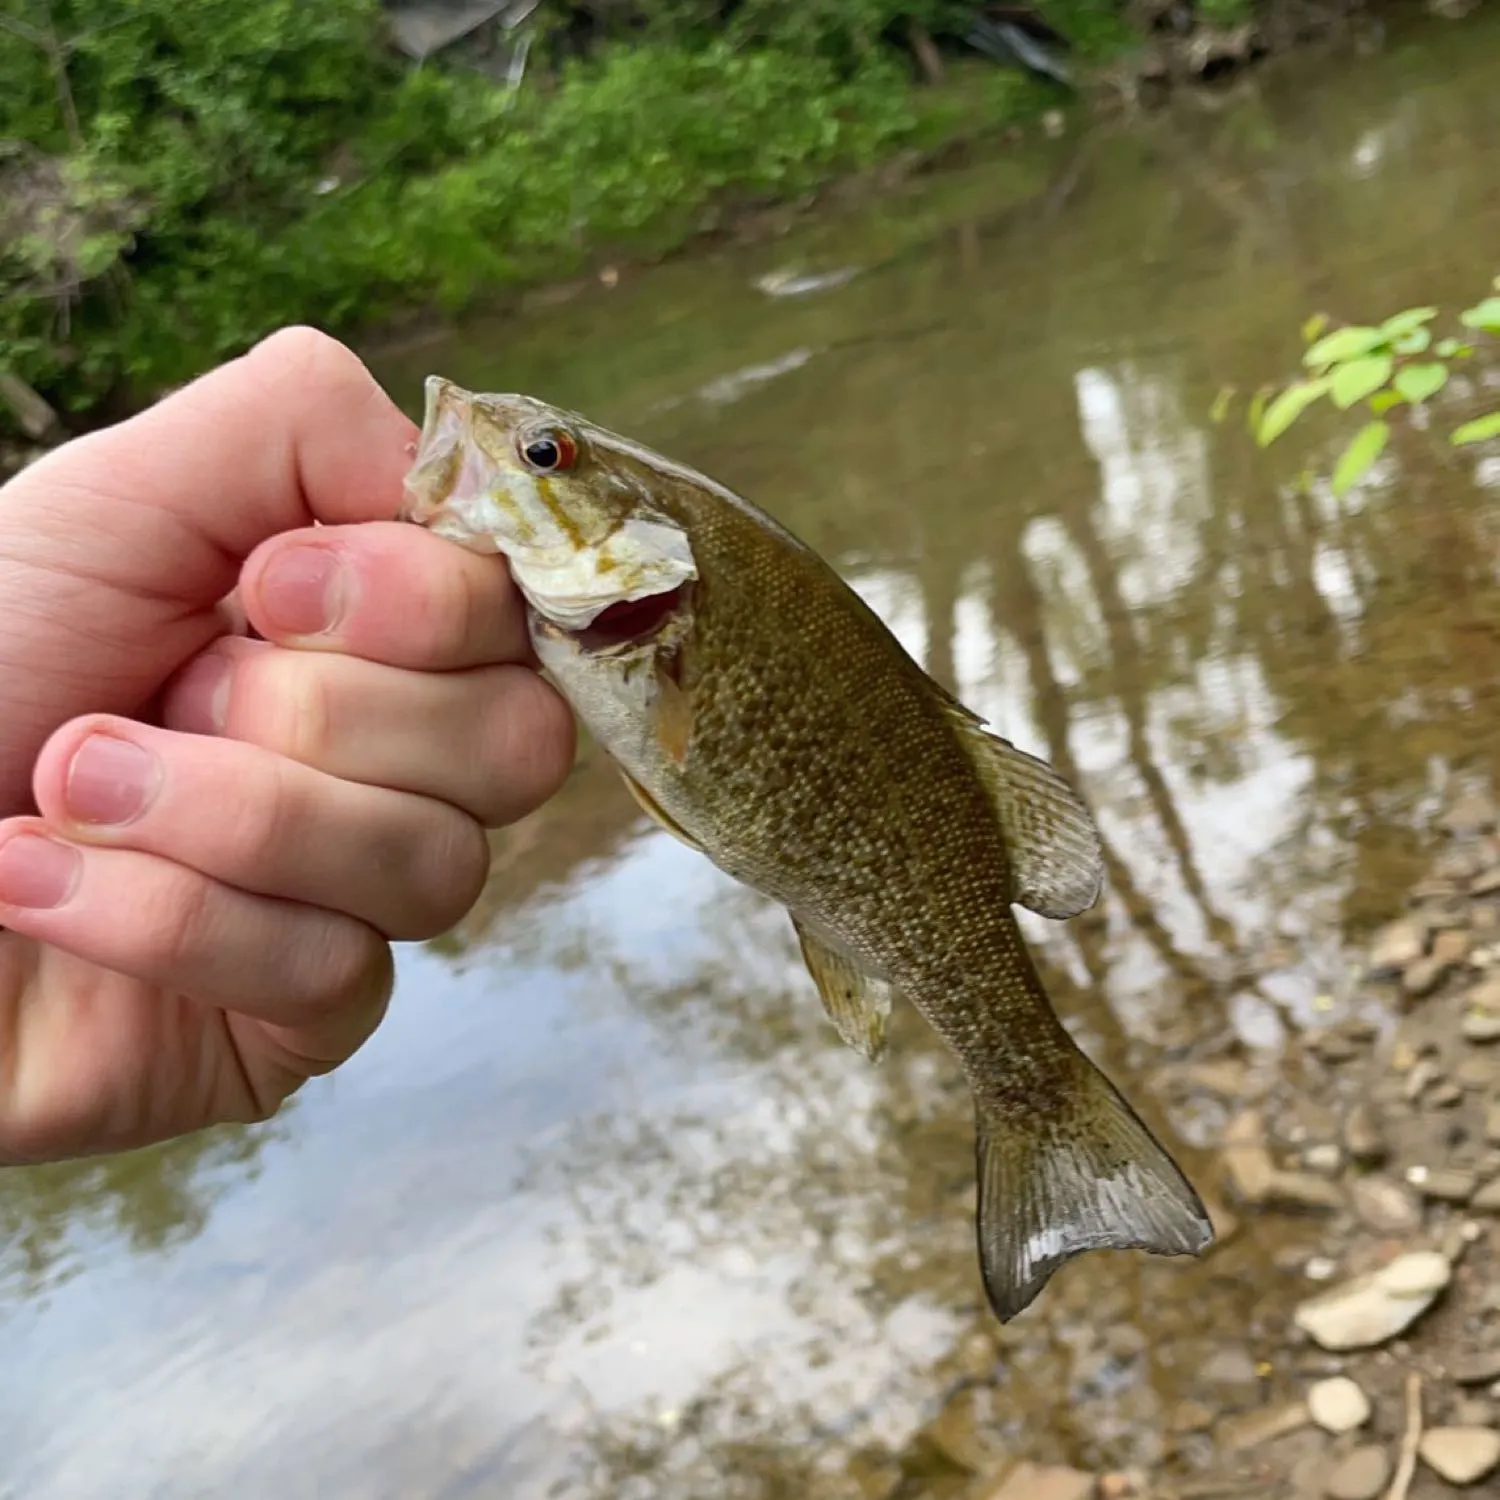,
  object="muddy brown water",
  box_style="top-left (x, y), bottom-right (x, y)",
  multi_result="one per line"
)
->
top-left (6, 14), bottom-right (1500, 1499)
